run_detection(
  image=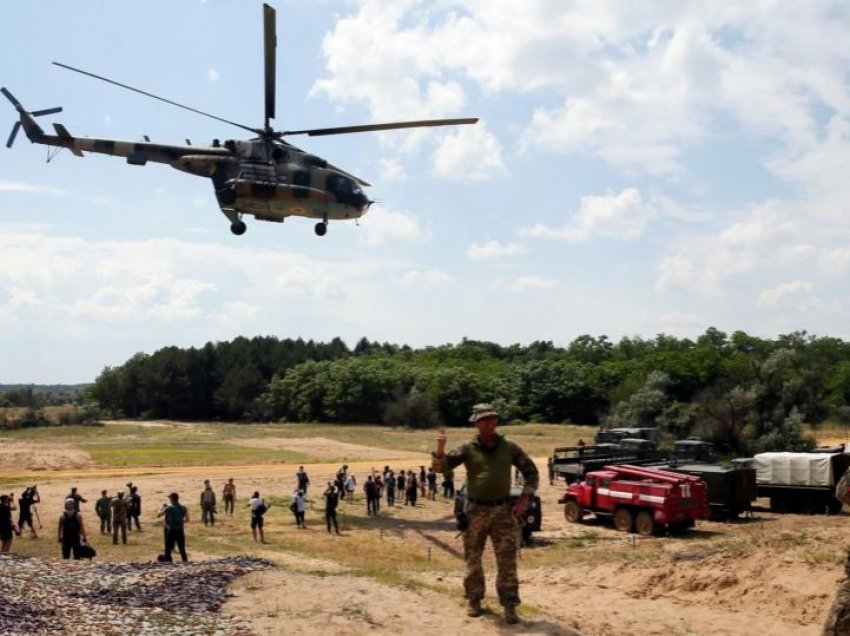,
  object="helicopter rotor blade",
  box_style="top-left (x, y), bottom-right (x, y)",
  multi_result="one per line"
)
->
top-left (30, 106), bottom-right (63, 117)
top-left (1, 87), bottom-right (23, 110)
top-left (52, 62), bottom-right (263, 136)
top-left (6, 121), bottom-right (21, 148)
top-left (279, 117), bottom-right (479, 137)
top-left (263, 3), bottom-right (276, 130)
